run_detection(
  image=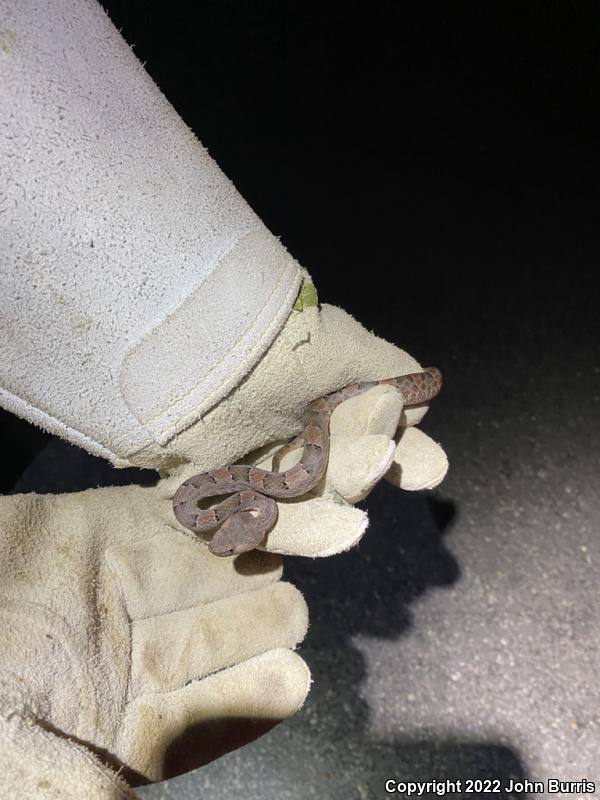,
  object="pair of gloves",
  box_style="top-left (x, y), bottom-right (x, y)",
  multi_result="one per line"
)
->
top-left (0, 300), bottom-right (447, 798)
